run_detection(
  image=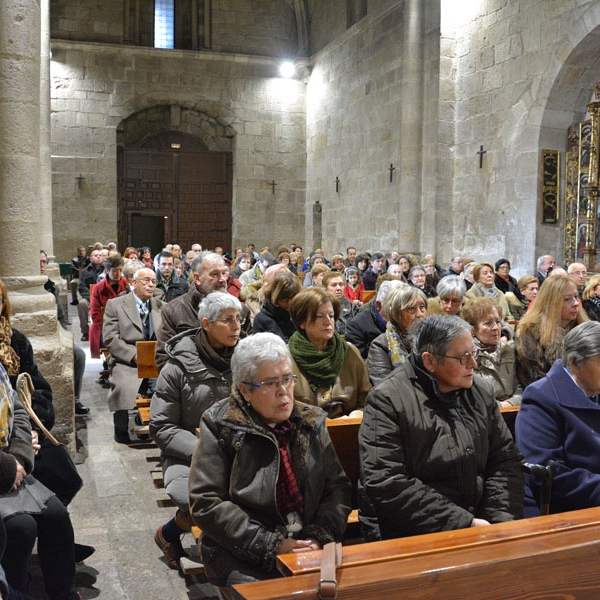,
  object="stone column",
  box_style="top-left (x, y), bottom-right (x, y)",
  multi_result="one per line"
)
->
top-left (0, 0), bottom-right (75, 444)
